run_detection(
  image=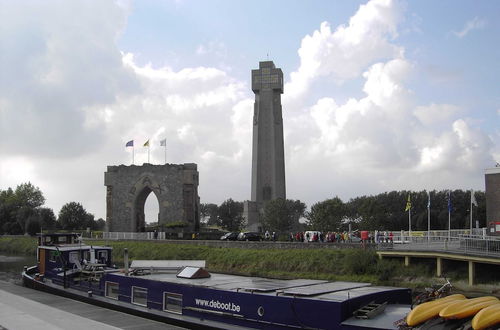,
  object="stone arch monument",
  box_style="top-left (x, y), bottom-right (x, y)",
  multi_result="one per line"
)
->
top-left (104, 163), bottom-right (200, 232)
